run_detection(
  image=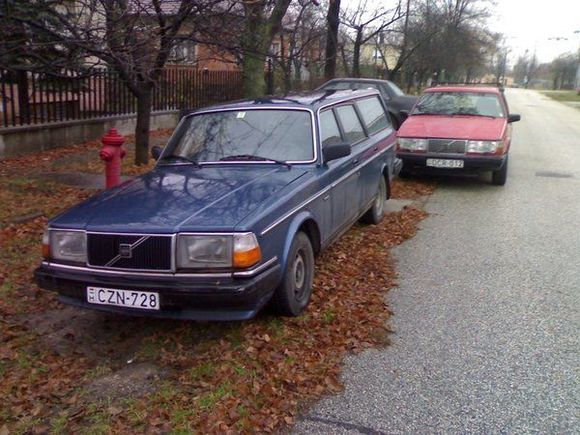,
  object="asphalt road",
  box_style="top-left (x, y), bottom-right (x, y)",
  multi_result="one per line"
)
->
top-left (295, 89), bottom-right (580, 434)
